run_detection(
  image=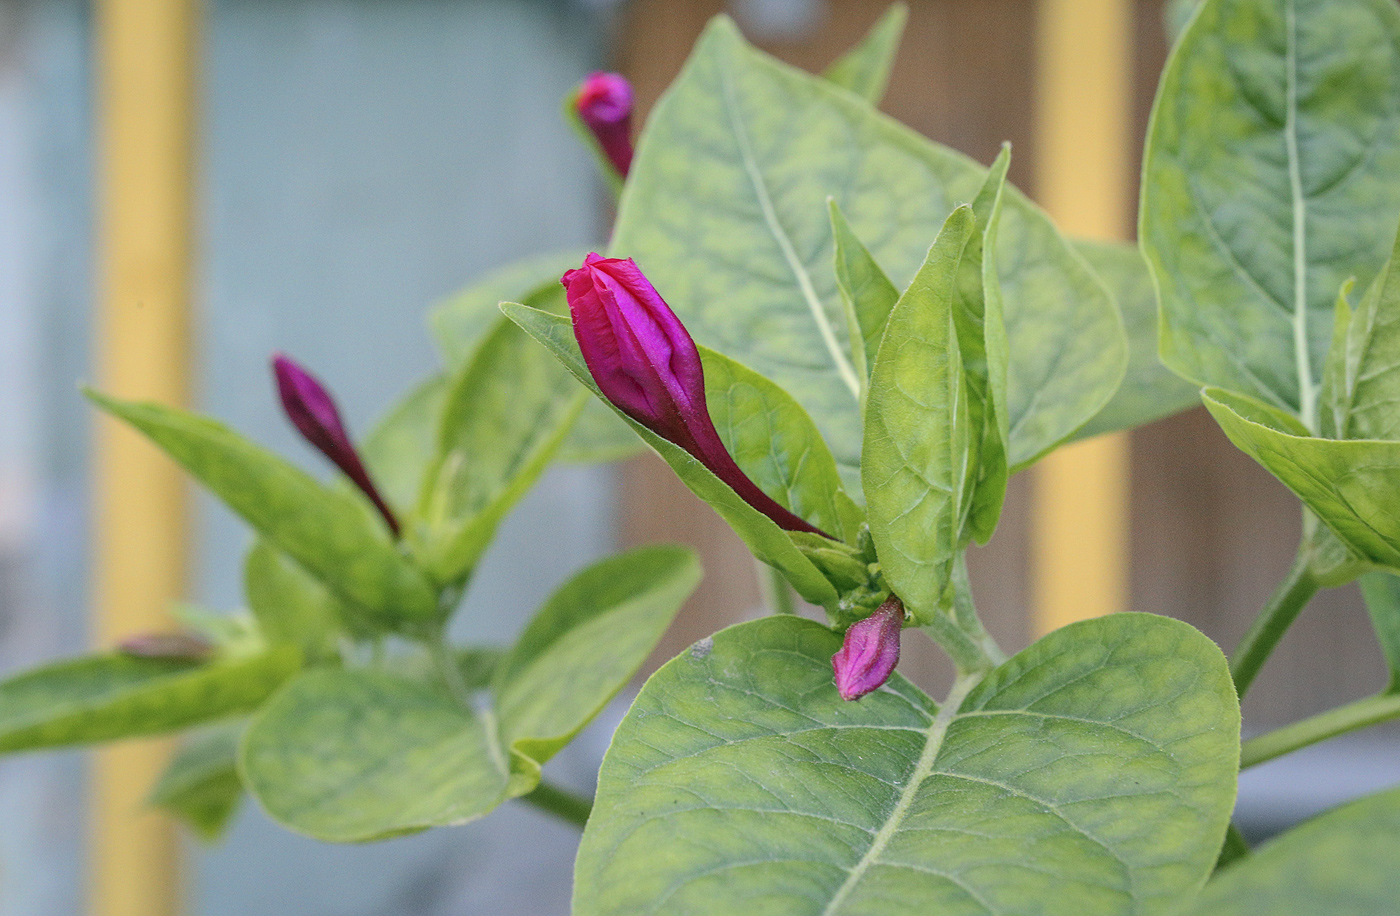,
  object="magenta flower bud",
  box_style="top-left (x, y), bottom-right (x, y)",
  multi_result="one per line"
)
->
top-left (563, 254), bottom-right (828, 537)
top-left (272, 353), bottom-right (400, 537)
top-left (832, 597), bottom-right (904, 701)
top-left (118, 632), bottom-right (215, 661)
top-left (575, 71), bottom-right (634, 179)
